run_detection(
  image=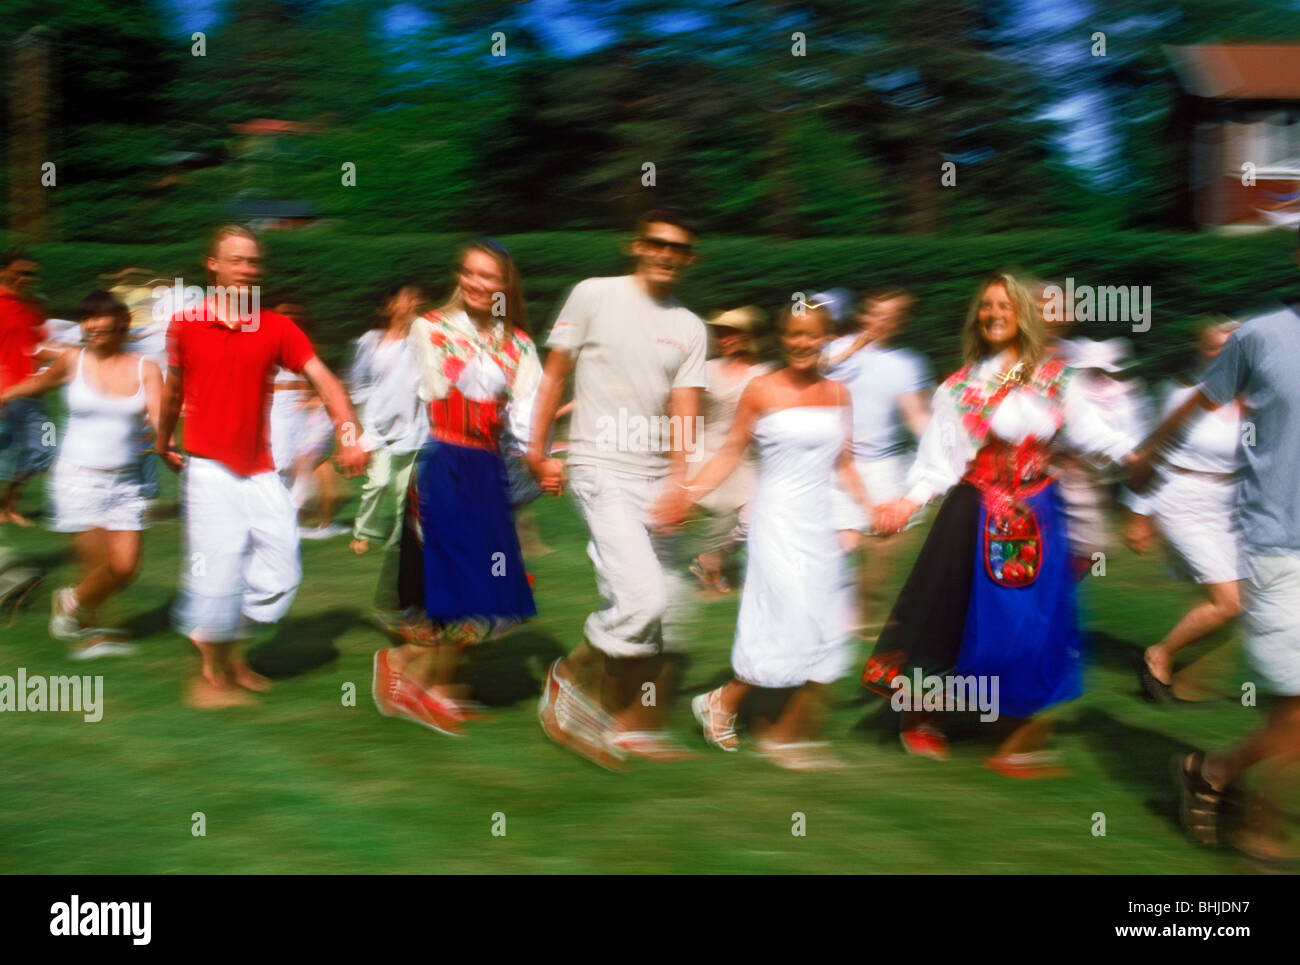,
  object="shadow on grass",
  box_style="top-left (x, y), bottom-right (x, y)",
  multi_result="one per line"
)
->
top-left (462, 629), bottom-right (567, 707)
top-left (246, 607), bottom-right (360, 680)
top-left (1087, 629), bottom-right (1146, 680)
top-left (1068, 706), bottom-right (1194, 832)
top-left (122, 599), bottom-right (176, 641)
top-left (16, 546), bottom-right (73, 573)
